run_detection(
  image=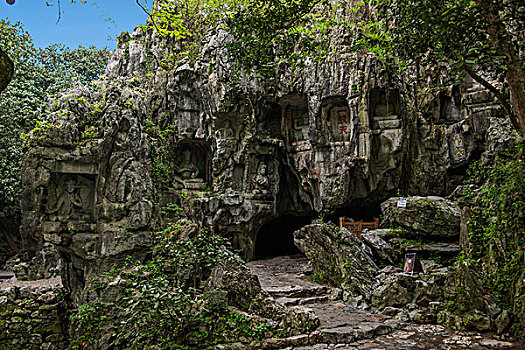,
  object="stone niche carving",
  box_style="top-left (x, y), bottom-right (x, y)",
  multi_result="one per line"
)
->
top-left (250, 161), bottom-right (270, 198)
top-left (45, 162), bottom-right (97, 224)
top-left (282, 95), bottom-right (309, 144)
top-left (369, 89), bottom-right (401, 130)
top-left (258, 103), bottom-right (283, 139)
top-left (215, 117), bottom-right (239, 141)
top-left (173, 141), bottom-right (210, 190)
top-left (439, 87), bottom-right (462, 124)
top-left (322, 97), bottom-right (352, 142)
